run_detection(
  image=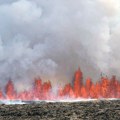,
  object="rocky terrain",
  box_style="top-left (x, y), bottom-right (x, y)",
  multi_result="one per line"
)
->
top-left (0, 99), bottom-right (120, 120)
